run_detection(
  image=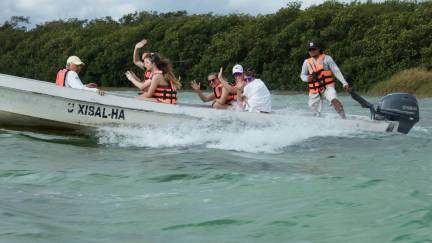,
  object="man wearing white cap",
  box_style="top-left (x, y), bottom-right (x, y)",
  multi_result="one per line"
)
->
top-left (55, 56), bottom-right (105, 95)
top-left (220, 64), bottom-right (272, 113)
